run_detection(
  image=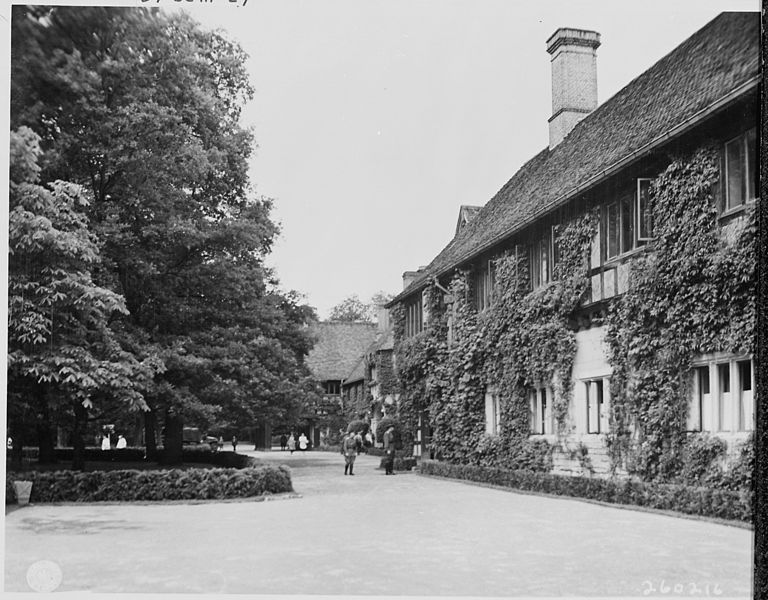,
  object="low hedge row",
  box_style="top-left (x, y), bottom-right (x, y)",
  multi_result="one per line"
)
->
top-left (420, 461), bottom-right (752, 523)
top-left (365, 447), bottom-right (411, 458)
top-left (379, 456), bottom-right (417, 471)
top-left (6, 464), bottom-right (292, 504)
top-left (6, 446), bottom-right (254, 469)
